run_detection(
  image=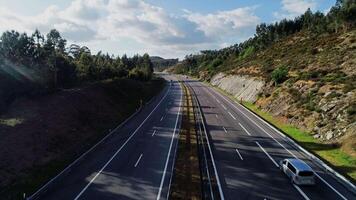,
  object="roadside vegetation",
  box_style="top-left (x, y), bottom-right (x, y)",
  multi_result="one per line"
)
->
top-left (0, 28), bottom-right (165, 199)
top-left (172, 0), bottom-right (356, 182)
top-left (0, 78), bottom-right (165, 199)
top-left (170, 83), bottom-right (202, 200)
top-left (0, 29), bottom-right (155, 113)
top-left (242, 101), bottom-right (356, 182)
